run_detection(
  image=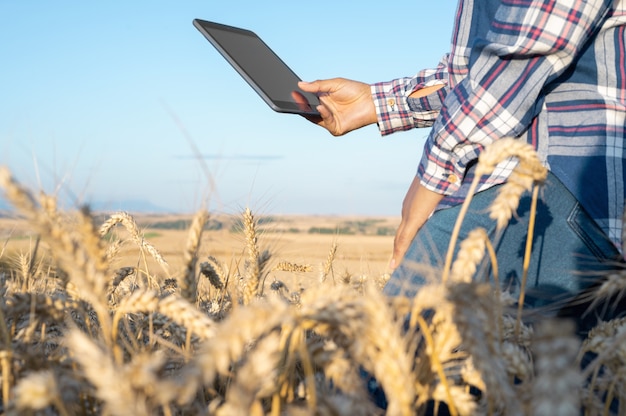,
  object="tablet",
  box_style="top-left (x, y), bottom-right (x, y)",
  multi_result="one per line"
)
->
top-left (193, 19), bottom-right (321, 116)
